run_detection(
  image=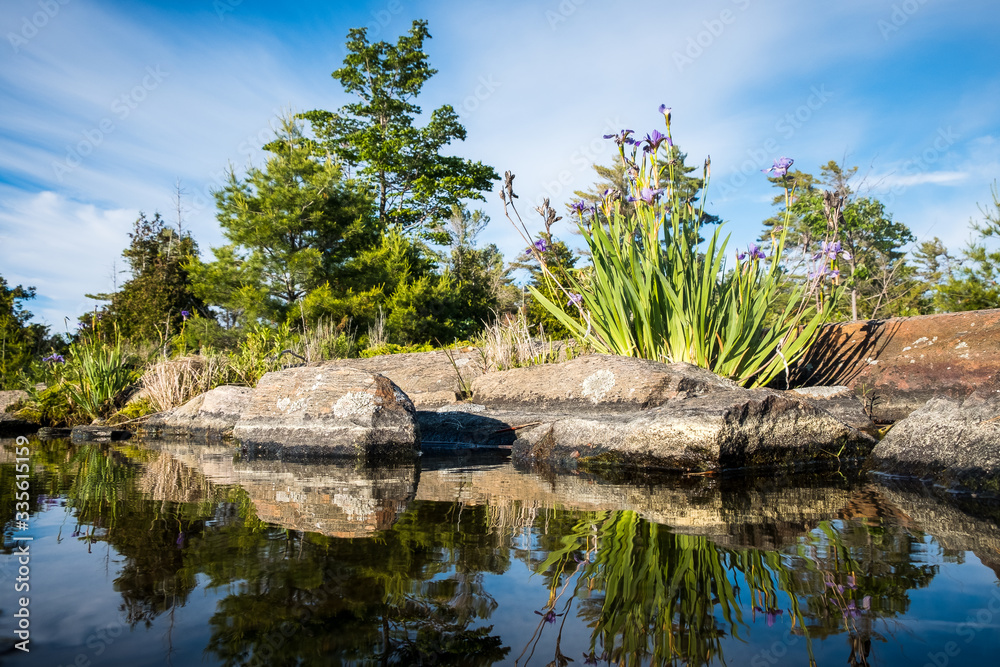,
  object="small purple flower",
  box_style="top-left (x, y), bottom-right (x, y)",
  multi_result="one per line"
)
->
top-left (43, 353), bottom-right (66, 364)
top-left (570, 201), bottom-right (587, 215)
top-left (535, 609), bottom-right (558, 623)
top-left (628, 186), bottom-right (666, 204)
top-left (181, 310), bottom-right (190, 320)
top-left (738, 243), bottom-right (766, 261)
top-left (567, 292), bottom-right (583, 307)
top-left (640, 129), bottom-right (671, 154)
top-left (527, 238), bottom-right (549, 254)
top-left (846, 573), bottom-right (857, 589)
top-left (603, 129), bottom-right (635, 146)
top-left (658, 104), bottom-right (672, 122)
top-left (762, 157), bottom-right (794, 178)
